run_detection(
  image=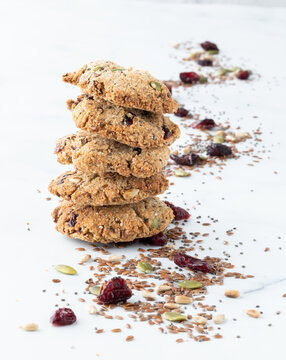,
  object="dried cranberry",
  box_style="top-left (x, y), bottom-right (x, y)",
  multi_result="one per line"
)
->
top-left (163, 81), bottom-right (172, 93)
top-left (174, 252), bottom-right (214, 274)
top-left (197, 59), bottom-right (213, 67)
top-left (50, 308), bottom-right (77, 326)
top-left (122, 114), bottom-right (133, 126)
top-left (162, 125), bottom-right (172, 139)
top-left (200, 41), bottom-right (218, 51)
top-left (133, 147), bottom-right (142, 155)
top-left (236, 70), bottom-right (250, 80)
top-left (206, 143), bottom-right (232, 157)
top-left (164, 201), bottom-right (190, 221)
top-left (98, 277), bottom-right (132, 304)
top-left (174, 107), bottom-right (189, 117)
top-left (144, 232), bottom-right (168, 246)
top-left (192, 119), bottom-right (216, 130)
top-left (54, 140), bottom-right (66, 154)
top-left (180, 72), bottom-right (200, 84)
top-left (170, 153), bottom-right (200, 166)
top-left (68, 211), bottom-right (78, 227)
